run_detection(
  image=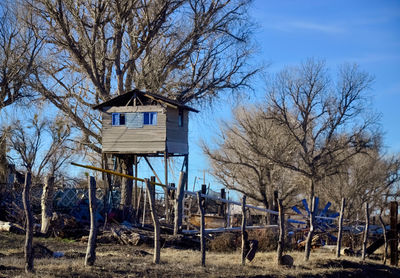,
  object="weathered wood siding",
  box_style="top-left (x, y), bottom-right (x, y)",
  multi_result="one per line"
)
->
top-left (166, 107), bottom-right (188, 154)
top-left (101, 105), bottom-right (167, 154)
